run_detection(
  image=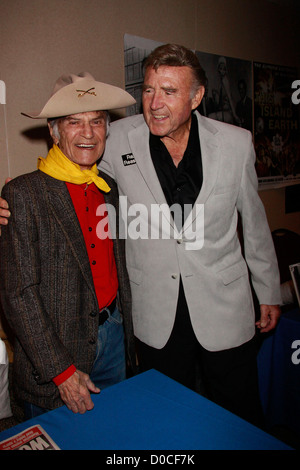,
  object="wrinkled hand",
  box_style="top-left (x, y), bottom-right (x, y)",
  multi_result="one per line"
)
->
top-left (58, 370), bottom-right (100, 414)
top-left (256, 304), bottom-right (281, 333)
top-left (0, 178), bottom-right (12, 235)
